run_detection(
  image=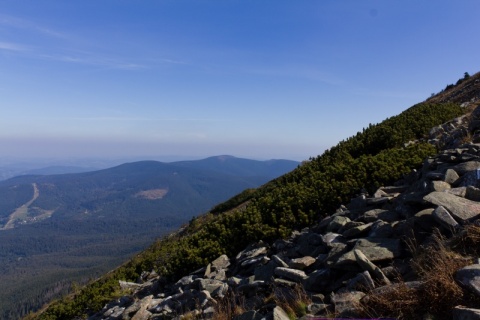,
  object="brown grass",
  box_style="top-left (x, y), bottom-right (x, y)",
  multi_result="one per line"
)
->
top-left (361, 230), bottom-right (472, 320)
top-left (211, 292), bottom-right (246, 320)
top-left (273, 284), bottom-right (311, 320)
top-left (361, 282), bottom-right (421, 319)
top-left (411, 232), bottom-right (470, 317)
top-left (450, 224), bottom-right (480, 257)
